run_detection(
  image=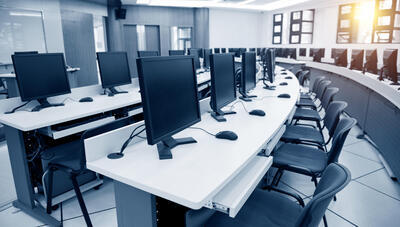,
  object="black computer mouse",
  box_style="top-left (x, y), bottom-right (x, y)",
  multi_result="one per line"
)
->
top-left (249, 109), bottom-right (266, 116)
top-left (285, 76), bottom-right (293, 79)
top-left (281, 72), bottom-right (288, 75)
top-left (79, 97), bottom-right (93, 102)
top-left (278, 93), bottom-right (291, 98)
top-left (215, 131), bottom-right (238, 141)
top-left (280, 82), bottom-right (288, 86)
